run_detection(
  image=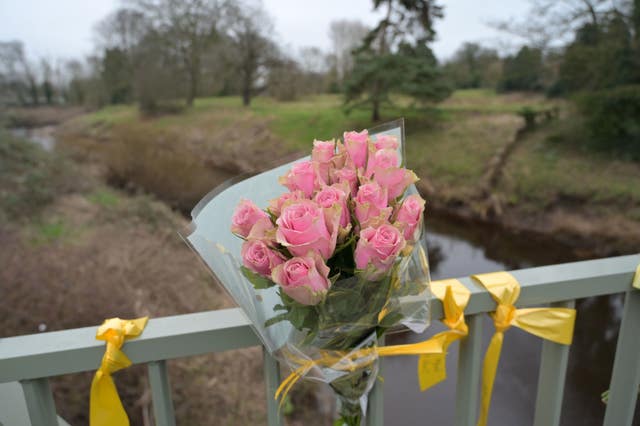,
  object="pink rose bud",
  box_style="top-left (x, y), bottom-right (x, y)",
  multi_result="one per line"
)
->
top-left (271, 252), bottom-right (331, 305)
top-left (268, 190), bottom-right (305, 217)
top-left (275, 200), bottom-right (339, 259)
top-left (344, 130), bottom-right (369, 168)
top-left (355, 223), bottom-right (406, 279)
top-left (246, 217), bottom-right (276, 242)
top-left (365, 148), bottom-right (399, 178)
top-left (279, 161), bottom-right (317, 198)
top-left (374, 167), bottom-right (419, 202)
top-left (241, 239), bottom-right (285, 277)
top-left (311, 140), bottom-right (335, 163)
top-left (395, 194), bottom-right (426, 242)
top-left (355, 182), bottom-right (392, 229)
top-left (314, 184), bottom-right (350, 228)
top-left (334, 167), bottom-right (358, 196)
top-left (231, 199), bottom-right (269, 238)
top-left (374, 135), bottom-right (399, 150)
